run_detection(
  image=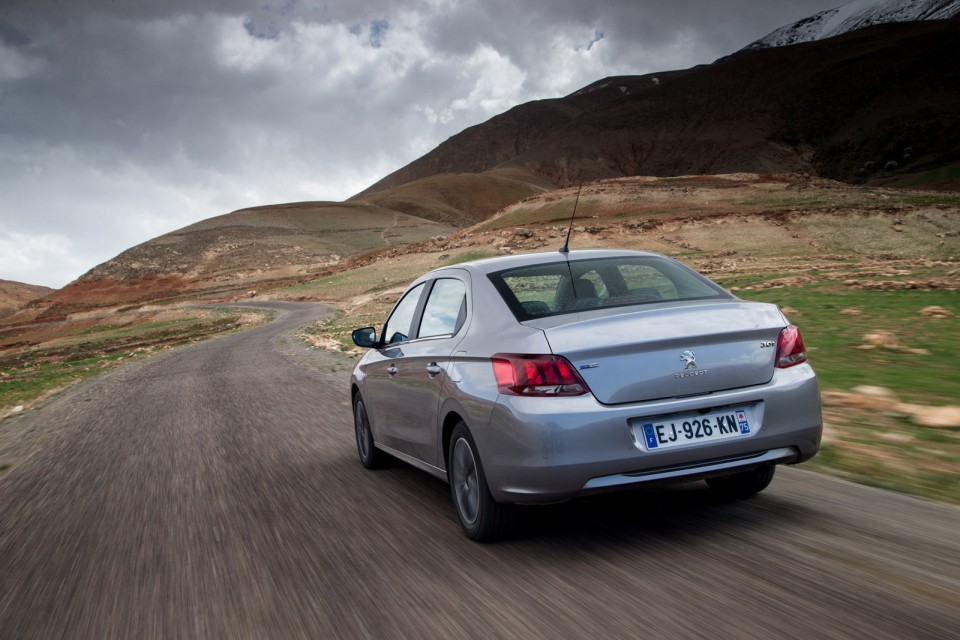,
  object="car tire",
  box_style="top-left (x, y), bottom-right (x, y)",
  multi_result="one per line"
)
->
top-left (354, 395), bottom-right (387, 469)
top-left (706, 464), bottom-right (776, 499)
top-left (448, 422), bottom-right (515, 542)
